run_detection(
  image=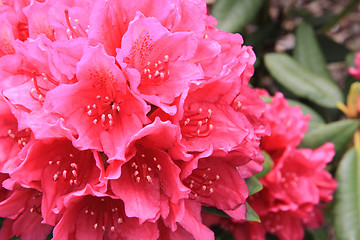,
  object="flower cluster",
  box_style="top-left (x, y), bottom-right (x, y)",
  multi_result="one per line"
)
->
top-left (204, 93), bottom-right (337, 240)
top-left (0, 0), bottom-right (268, 239)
